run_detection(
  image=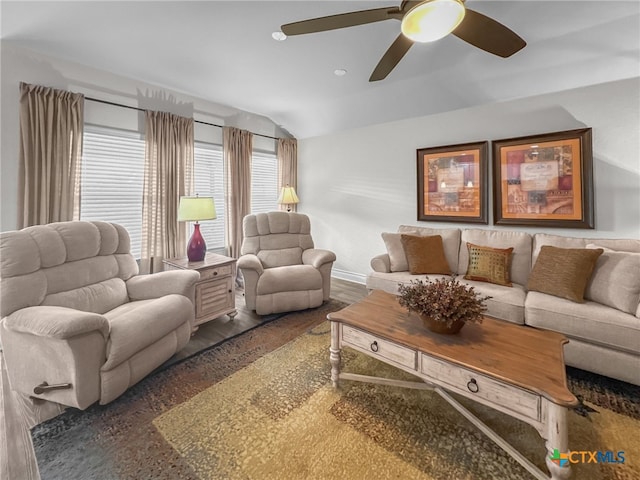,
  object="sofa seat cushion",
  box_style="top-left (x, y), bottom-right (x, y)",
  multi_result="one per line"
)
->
top-left (257, 265), bottom-right (322, 295)
top-left (103, 294), bottom-right (193, 370)
top-left (455, 276), bottom-right (526, 324)
top-left (525, 291), bottom-right (640, 354)
top-left (366, 271), bottom-right (437, 295)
